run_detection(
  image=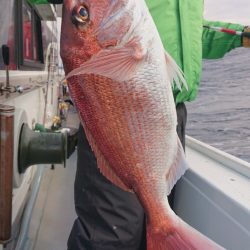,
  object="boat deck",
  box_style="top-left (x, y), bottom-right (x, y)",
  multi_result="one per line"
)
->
top-left (29, 155), bottom-right (76, 250)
